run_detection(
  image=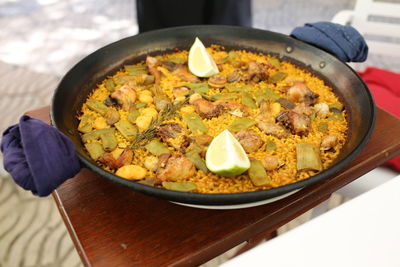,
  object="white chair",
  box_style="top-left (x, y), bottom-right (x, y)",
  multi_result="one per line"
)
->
top-left (312, 0), bottom-right (400, 217)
